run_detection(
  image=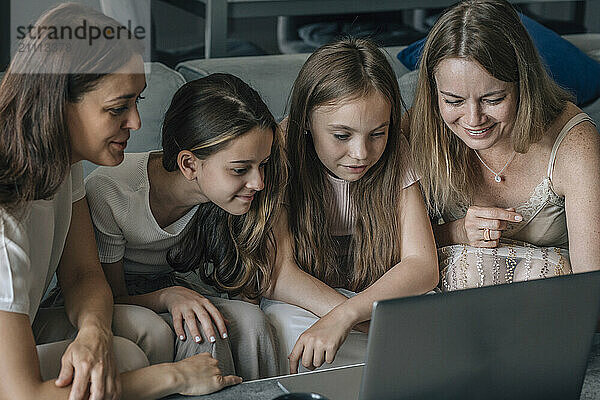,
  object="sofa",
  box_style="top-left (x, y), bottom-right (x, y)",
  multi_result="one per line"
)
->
top-left (77, 33), bottom-right (600, 373)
